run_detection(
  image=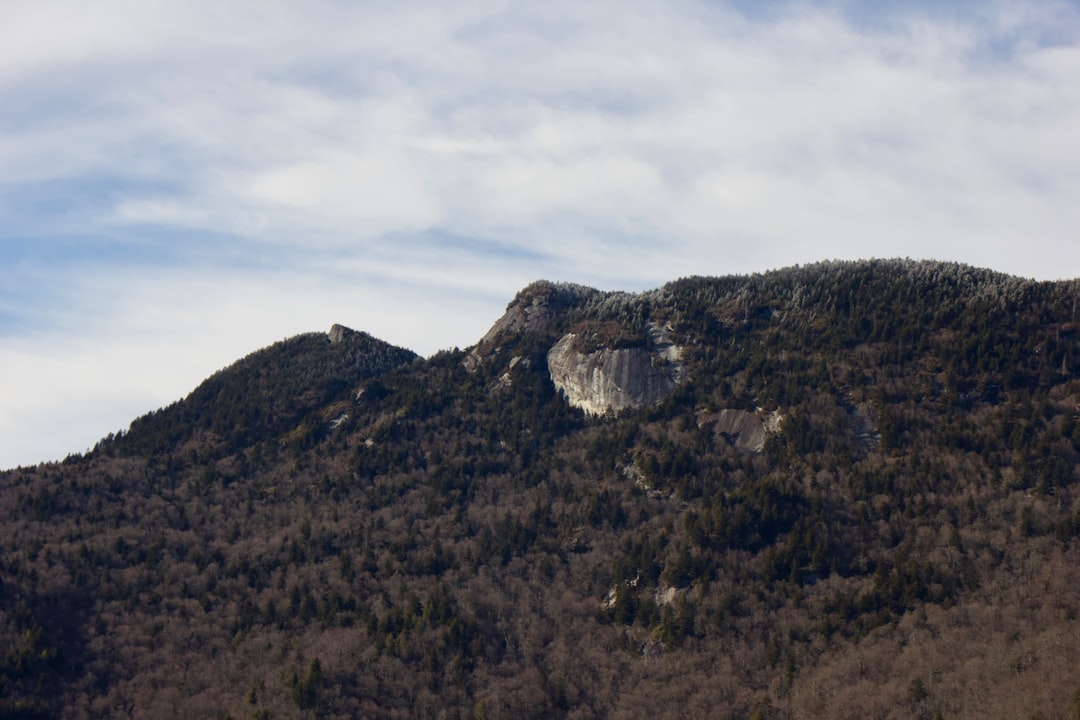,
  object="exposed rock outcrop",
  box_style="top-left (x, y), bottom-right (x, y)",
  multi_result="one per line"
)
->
top-left (492, 356), bottom-right (531, 392)
top-left (697, 408), bottom-right (783, 452)
top-left (465, 281), bottom-right (597, 372)
top-left (328, 324), bottom-right (354, 343)
top-left (467, 281), bottom-right (687, 415)
top-left (547, 332), bottom-right (683, 416)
